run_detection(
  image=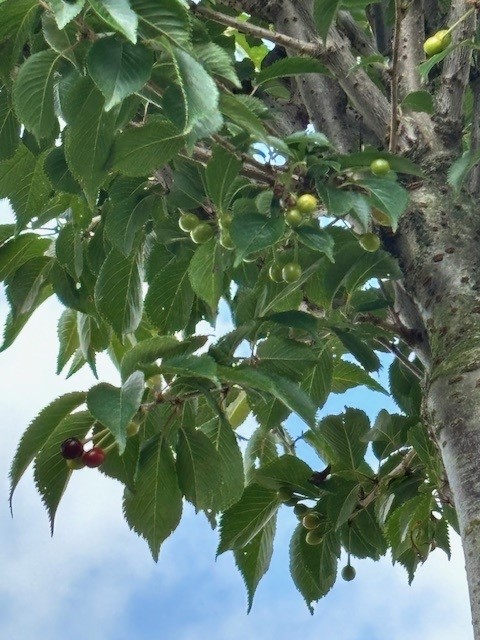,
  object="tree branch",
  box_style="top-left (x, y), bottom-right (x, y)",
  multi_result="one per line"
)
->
top-left (389, 0), bottom-right (403, 152)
